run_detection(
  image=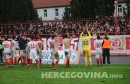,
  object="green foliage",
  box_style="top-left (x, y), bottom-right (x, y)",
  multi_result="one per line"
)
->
top-left (126, 0), bottom-right (130, 16)
top-left (0, 0), bottom-right (39, 23)
top-left (71, 0), bottom-right (96, 19)
top-left (63, 7), bottom-right (71, 20)
top-left (96, 0), bottom-right (114, 18)
top-left (63, 0), bottom-right (114, 20)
